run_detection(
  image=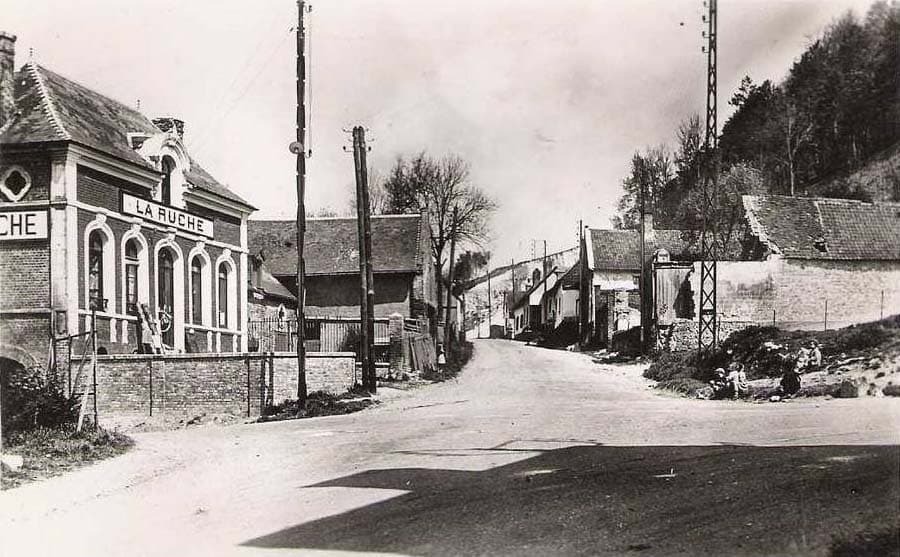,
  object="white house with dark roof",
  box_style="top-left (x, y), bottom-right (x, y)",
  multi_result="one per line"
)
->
top-left (582, 215), bottom-right (695, 347)
top-left (0, 31), bottom-right (255, 367)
